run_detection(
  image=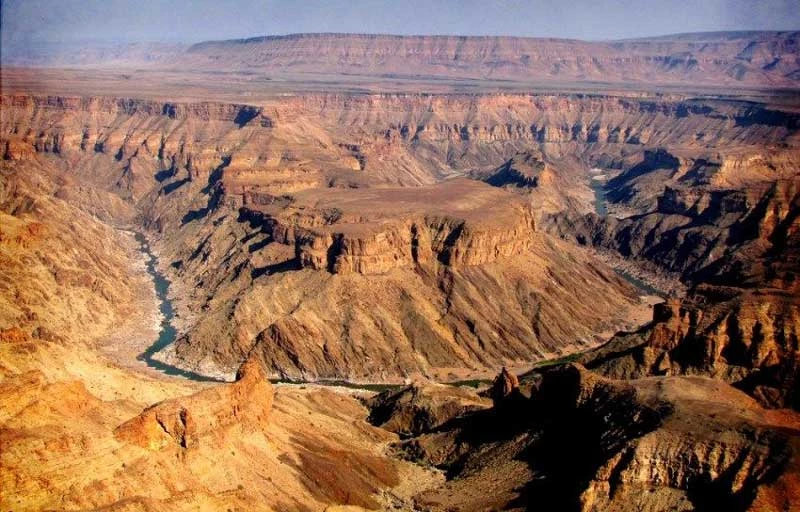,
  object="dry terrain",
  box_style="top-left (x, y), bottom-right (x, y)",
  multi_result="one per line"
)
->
top-left (1, 30), bottom-right (799, 511)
